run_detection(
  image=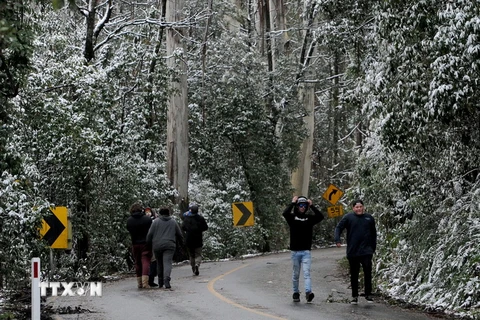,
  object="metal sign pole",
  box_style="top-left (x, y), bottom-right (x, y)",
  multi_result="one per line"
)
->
top-left (31, 258), bottom-right (40, 320)
top-left (50, 248), bottom-right (55, 278)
